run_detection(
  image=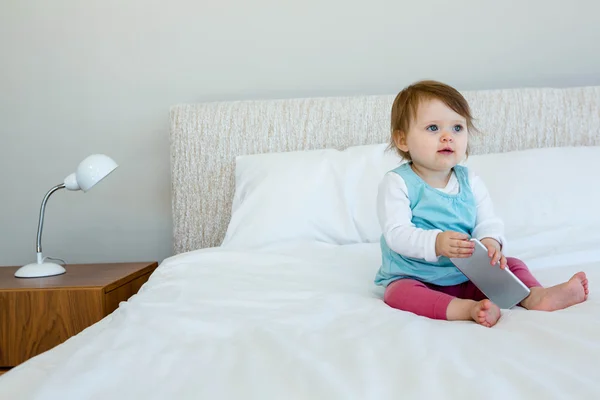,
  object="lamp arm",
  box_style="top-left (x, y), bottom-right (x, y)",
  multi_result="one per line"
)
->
top-left (35, 183), bottom-right (66, 258)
